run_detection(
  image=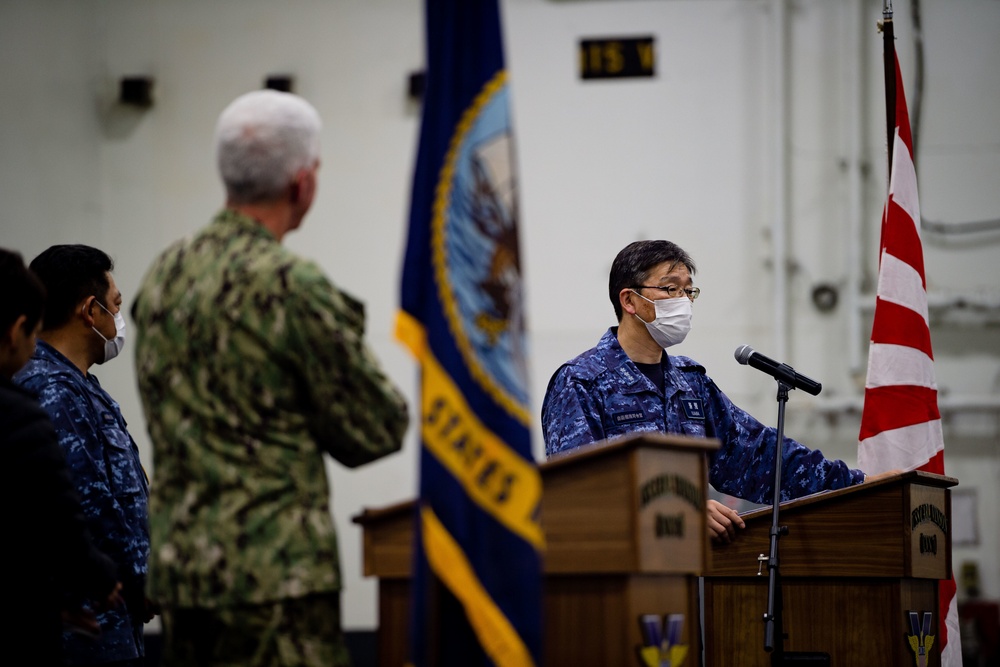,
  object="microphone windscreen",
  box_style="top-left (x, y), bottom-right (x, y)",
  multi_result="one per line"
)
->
top-left (734, 344), bottom-right (754, 365)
